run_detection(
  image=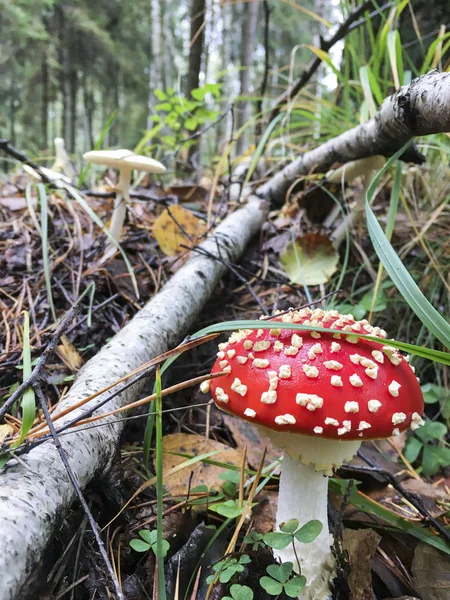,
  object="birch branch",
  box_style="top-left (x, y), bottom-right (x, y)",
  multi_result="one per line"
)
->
top-left (0, 198), bottom-right (267, 600)
top-left (258, 70), bottom-right (450, 205)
